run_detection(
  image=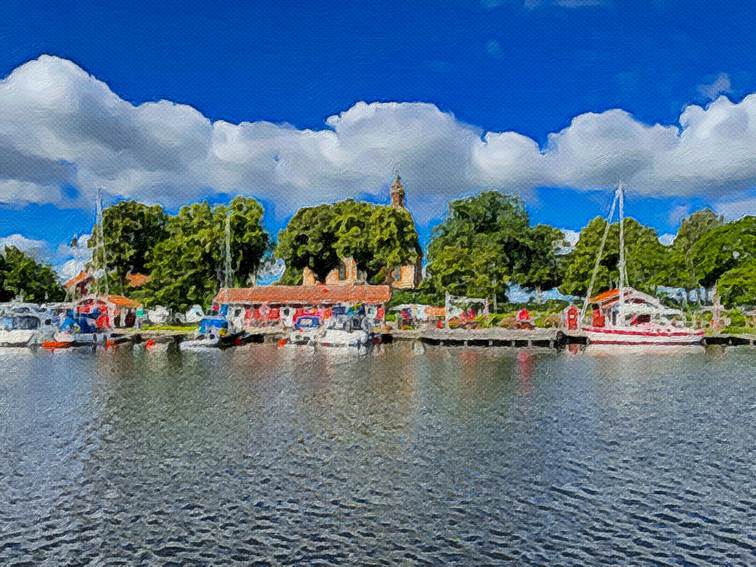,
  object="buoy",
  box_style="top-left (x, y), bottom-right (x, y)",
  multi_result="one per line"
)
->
top-left (145, 338), bottom-right (156, 350)
top-left (277, 338), bottom-right (288, 348)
